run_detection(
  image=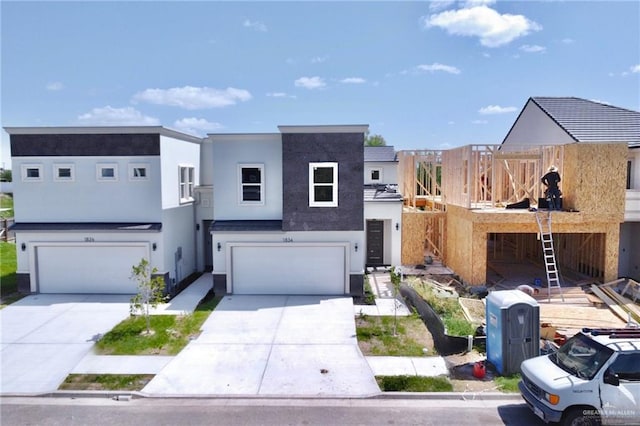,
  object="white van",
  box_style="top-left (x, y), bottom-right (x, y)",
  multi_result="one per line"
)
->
top-left (519, 328), bottom-right (640, 426)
